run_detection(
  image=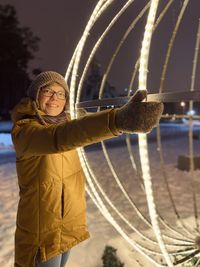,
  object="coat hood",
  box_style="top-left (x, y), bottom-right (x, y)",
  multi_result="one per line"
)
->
top-left (11, 97), bottom-right (45, 124)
